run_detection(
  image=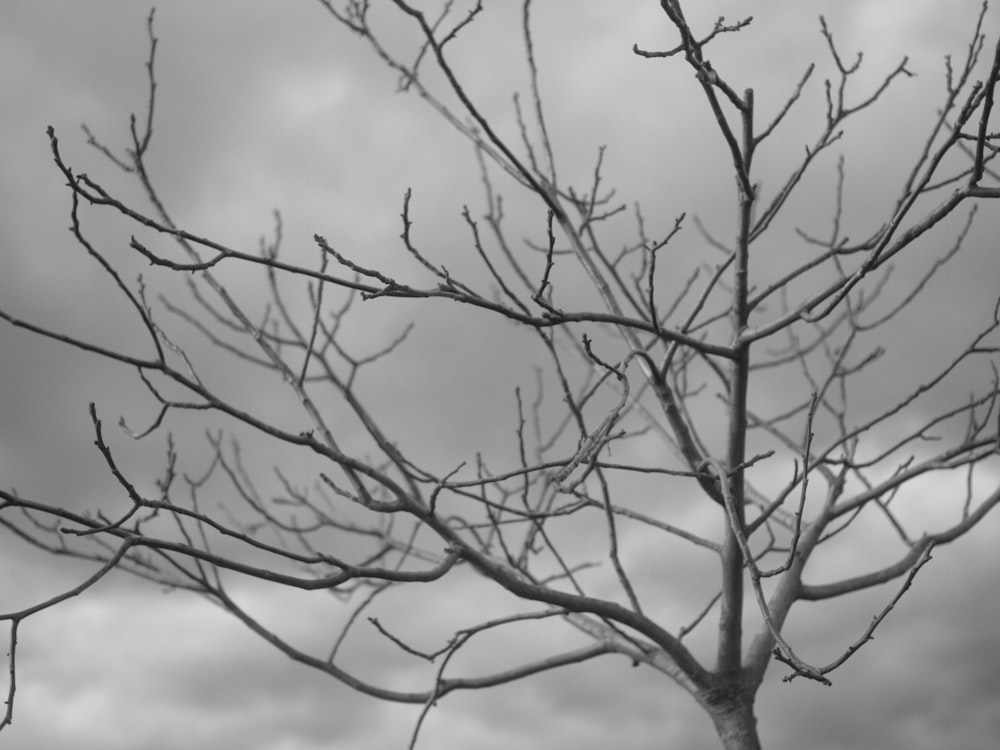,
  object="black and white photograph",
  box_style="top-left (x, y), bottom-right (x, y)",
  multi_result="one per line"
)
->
top-left (2, 2), bottom-right (1000, 748)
